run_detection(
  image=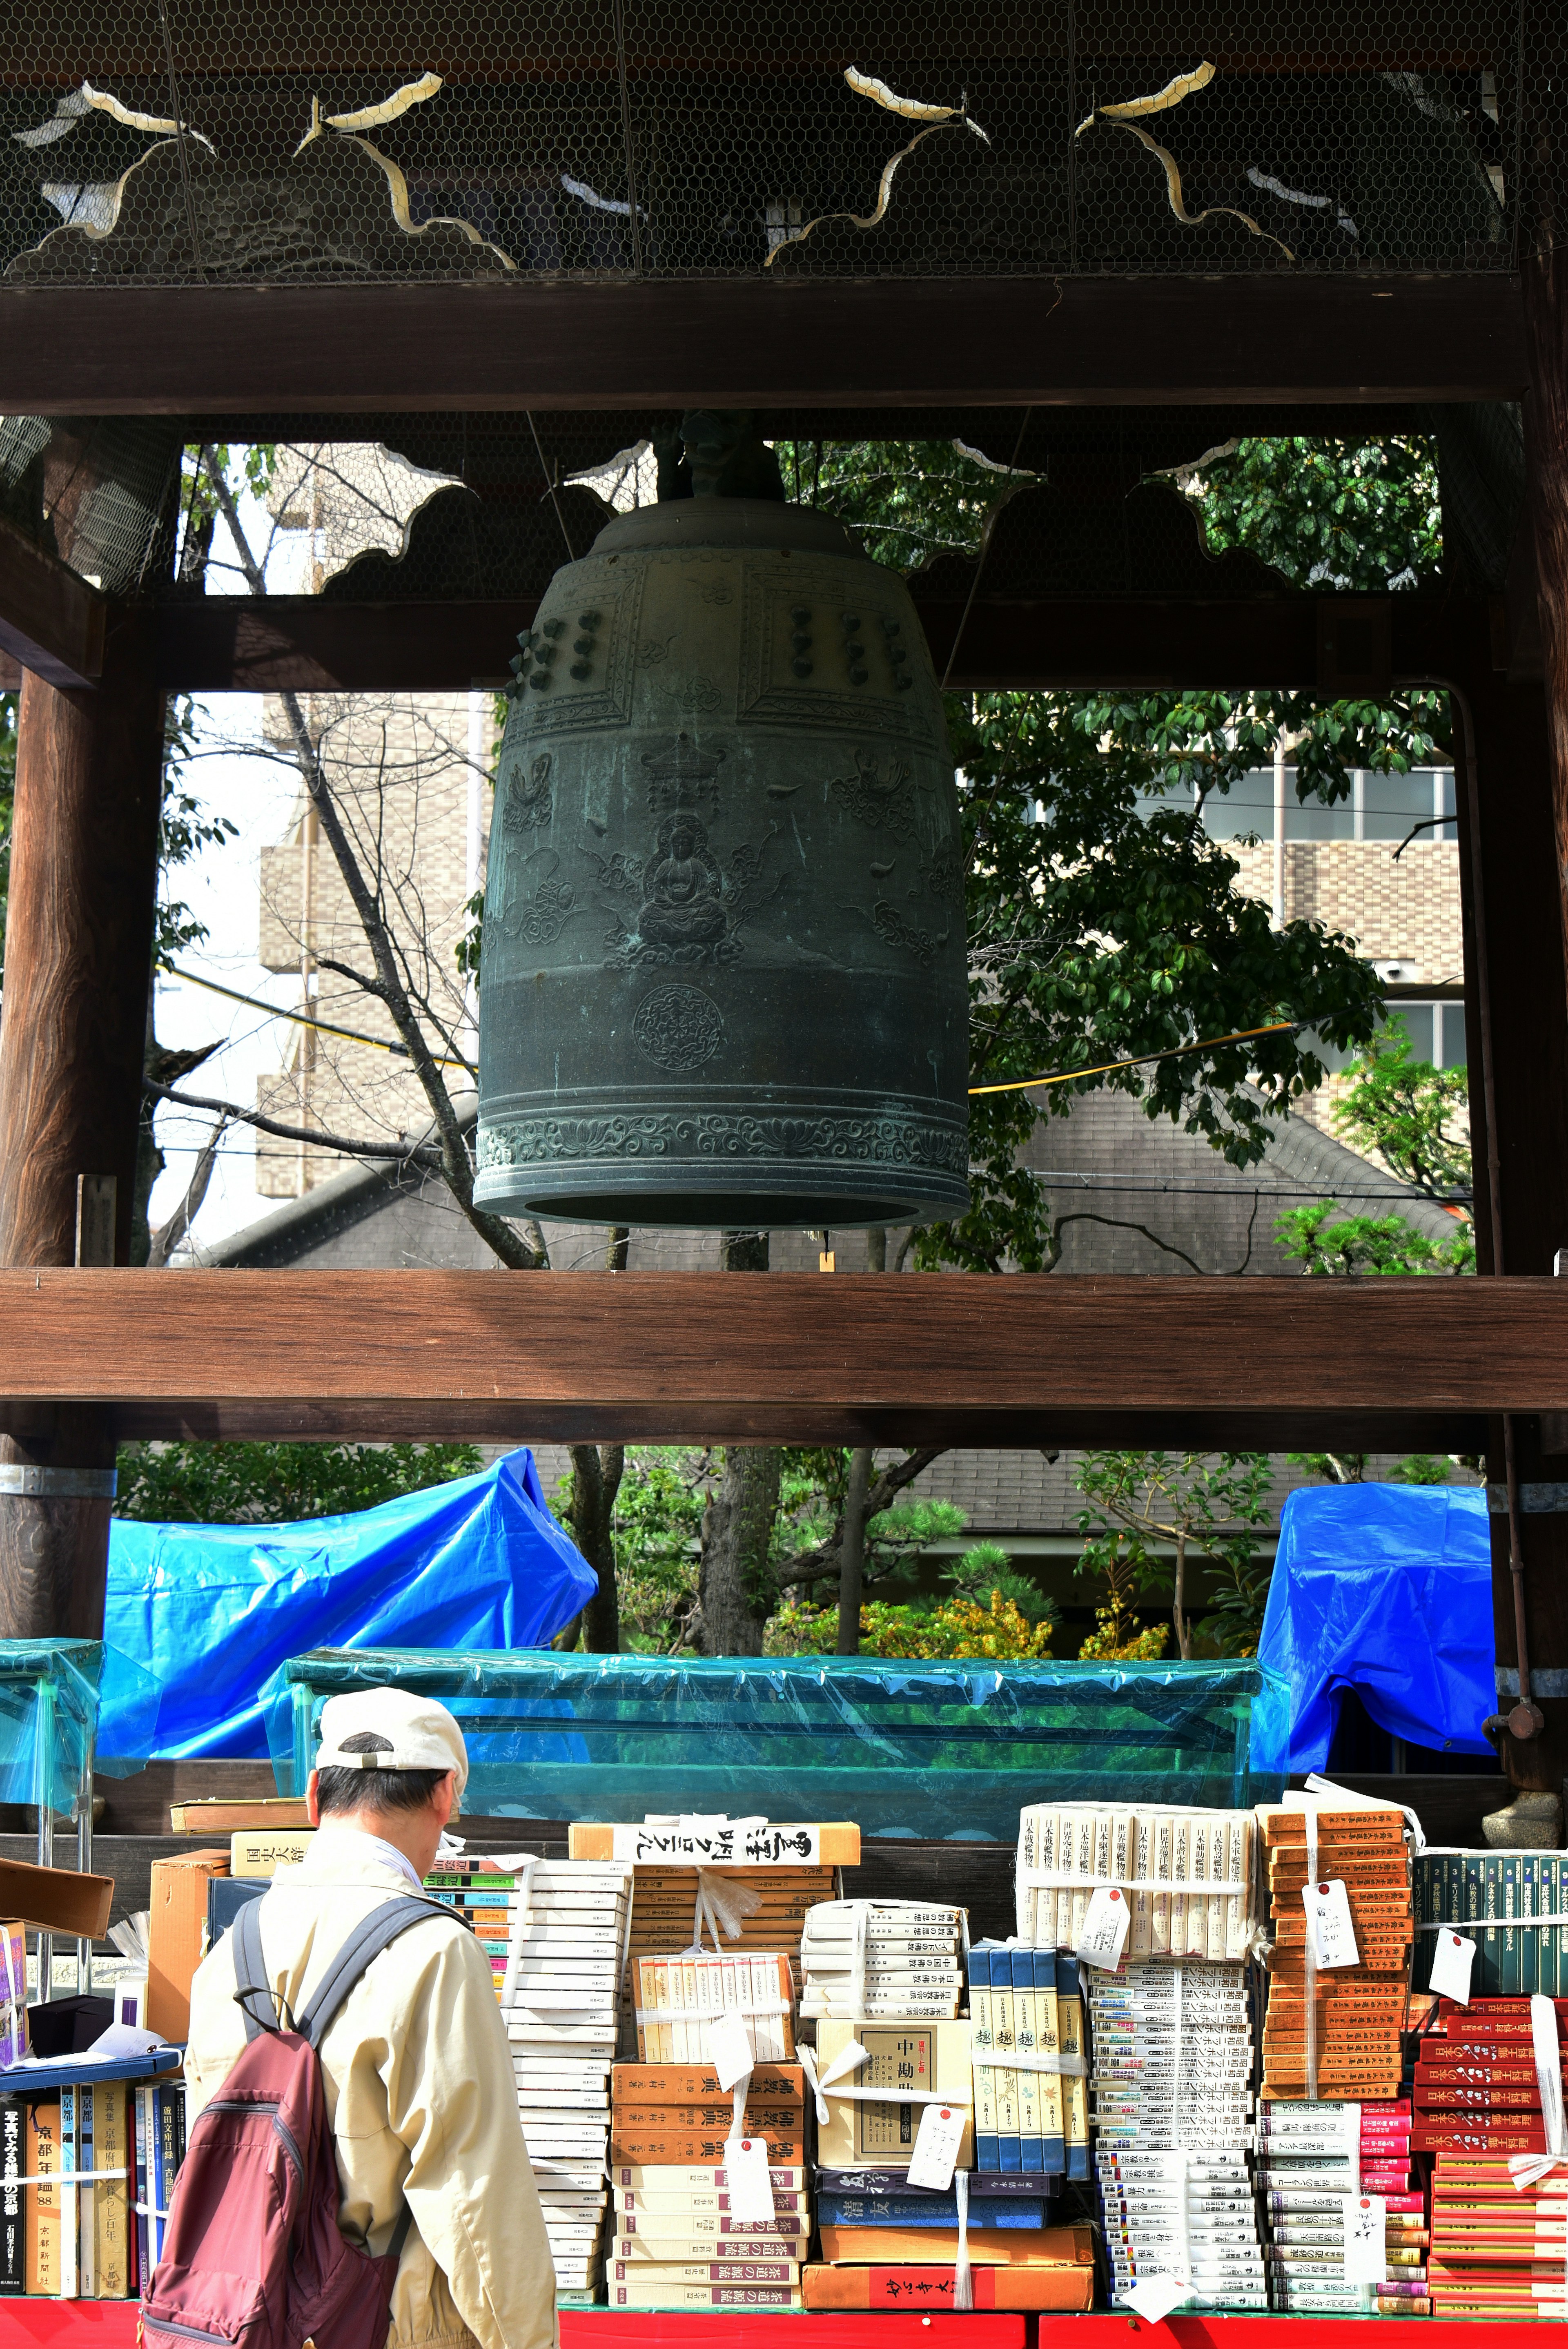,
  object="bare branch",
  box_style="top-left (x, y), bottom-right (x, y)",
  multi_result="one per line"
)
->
top-left (144, 1076), bottom-right (444, 1170)
top-left (147, 1115), bottom-right (229, 1267)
